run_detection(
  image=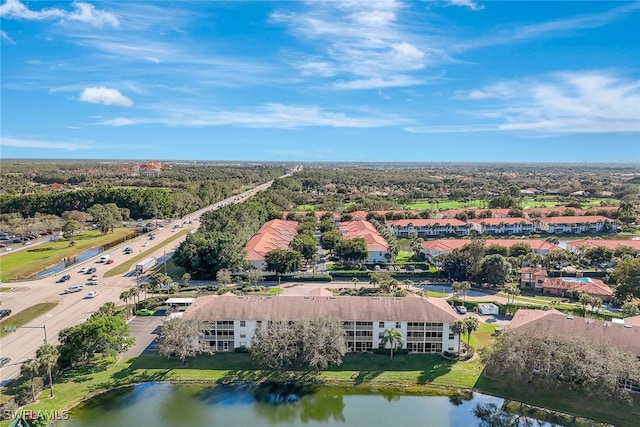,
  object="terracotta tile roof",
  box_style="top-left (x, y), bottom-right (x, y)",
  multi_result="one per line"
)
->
top-left (245, 219), bottom-right (298, 262)
top-left (584, 206), bottom-right (619, 212)
top-left (386, 218), bottom-right (467, 227)
top-left (422, 239), bottom-right (559, 254)
top-left (542, 277), bottom-right (613, 298)
top-left (468, 218), bottom-right (533, 225)
top-left (523, 207), bottom-right (585, 216)
top-left (308, 287), bottom-right (334, 297)
top-left (538, 215), bottom-right (612, 224)
top-left (183, 295), bottom-right (460, 323)
top-left (509, 309), bottom-right (640, 356)
top-left (339, 221), bottom-right (388, 252)
top-left (347, 210), bottom-right (368, 221)
top-left (373, 210), bottom-right (420, 216)
top-left (565, 239), bottom-right (640, 252)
